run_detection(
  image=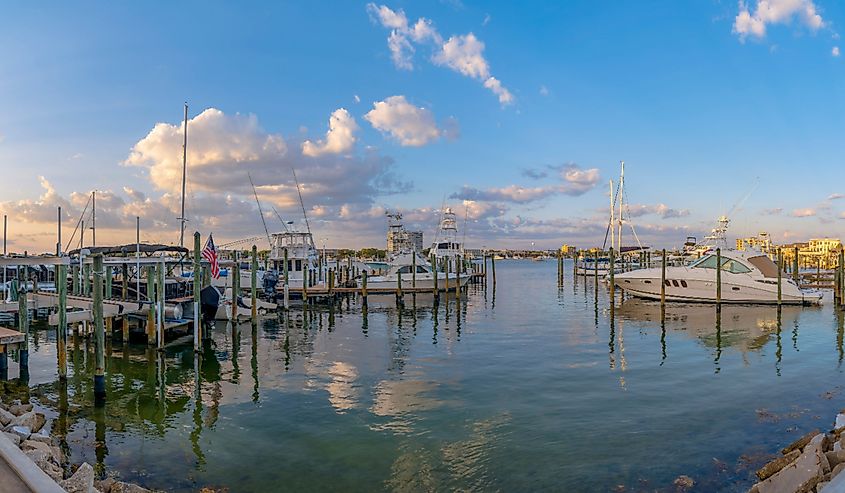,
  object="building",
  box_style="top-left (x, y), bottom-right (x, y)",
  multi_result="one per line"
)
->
top-left (560, 244), bottom-right (575, 255)
top-left (387, 229), bottom-right (423, 254)
top-left (735, 232), bottom-right (772, 253)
